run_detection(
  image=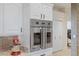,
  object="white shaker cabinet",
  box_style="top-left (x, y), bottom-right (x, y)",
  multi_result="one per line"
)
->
top-left (53, 20), bottom-right (63, 52)
top-left (53, 10), bottom-right (65, 52)
top-left (30, 4), bottom-right (42, 20)
top-left (30, 4), bottom-right (53, 20)
top-left (42, 4), bottom-right (53, 20)
top-left (0, 4), bottom-right (3, 36)
top-left (3, 4), bottom-right (22, 36)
